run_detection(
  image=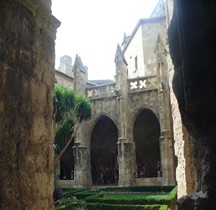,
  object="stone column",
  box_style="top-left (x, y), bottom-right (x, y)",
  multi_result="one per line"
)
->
top-left (73, 122), bottom-right (91, 187)
top-left (114, 45), bottom-right (134, 186)
top-left (158, 88), bottom-right (175, 185)
top-left (156, 57), bottom-right (175, 185)
top-left (117, 94), bottom-right (135, 186)
top-left (118, 137), bottom-right (135, 186)
top-left (0, 1), bottom-right (60, 209)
